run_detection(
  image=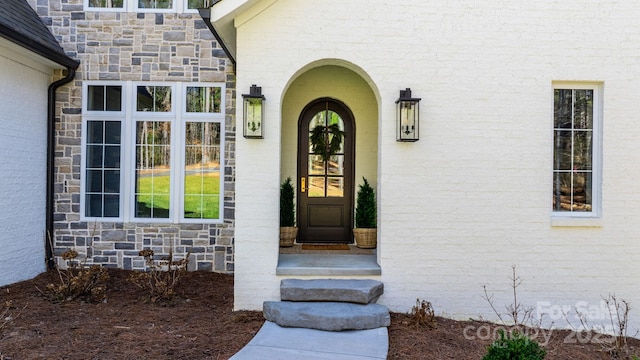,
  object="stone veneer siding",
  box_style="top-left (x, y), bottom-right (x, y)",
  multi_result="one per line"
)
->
top-left (35, 1), bottom-right (235, 272)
